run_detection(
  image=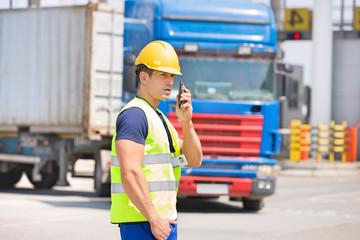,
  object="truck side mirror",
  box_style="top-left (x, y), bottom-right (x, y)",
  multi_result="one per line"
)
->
top-left (276, 74), bottom-right (294, 100)
top-left (285, 75), bottom-right (294, 99)
top-left (123, 66), bottom-right (137, 93)
top-left (123, 54), bottom-right (137, 93)
top-left (276, 63), bottom-right (294, 73)
top-left (124, 54), bottom-right (136, 66)
top-left (276, 62), bottom-right (295, 100)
